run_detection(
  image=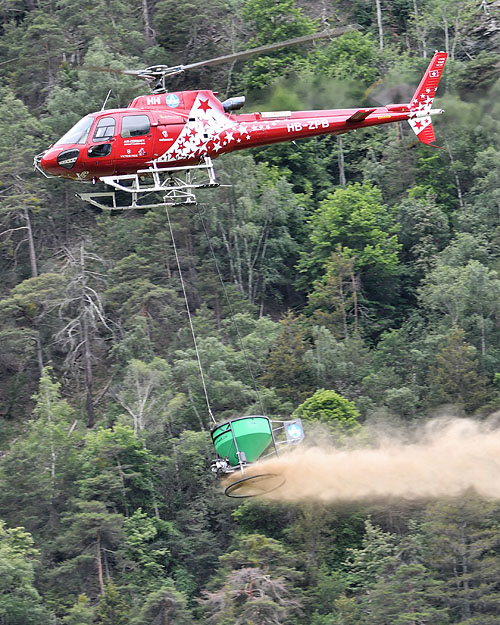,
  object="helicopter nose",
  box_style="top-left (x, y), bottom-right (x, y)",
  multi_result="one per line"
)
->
top-left (38, 147), bottom-right (81, 176)
top-left (39, 150), bottom-right (57, 174)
